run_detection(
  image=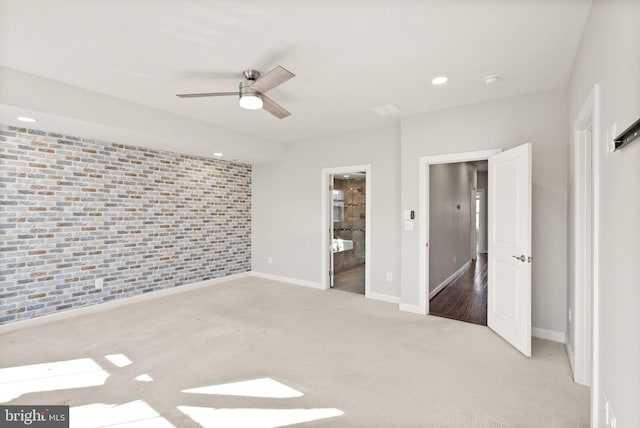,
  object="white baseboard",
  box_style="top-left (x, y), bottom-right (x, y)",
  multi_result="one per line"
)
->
top-left (367, 292), bottom-right (400, 304)
top-left (0, 272), bottom-right (251, 333)
top-left (532, 327), bottom-right (566, 343)
top-left (429, 259), bottom-right (472, 299)
top-left (399, 303), bottom-right (426, 315)
top-left (251, 272), bottom-right (324, 290)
